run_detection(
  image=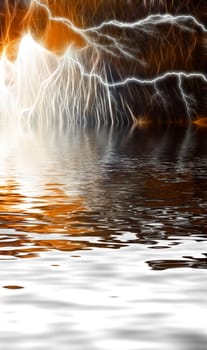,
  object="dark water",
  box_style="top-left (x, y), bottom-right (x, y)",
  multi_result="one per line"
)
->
top-left (0, 124), bottom-right (207, 349)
